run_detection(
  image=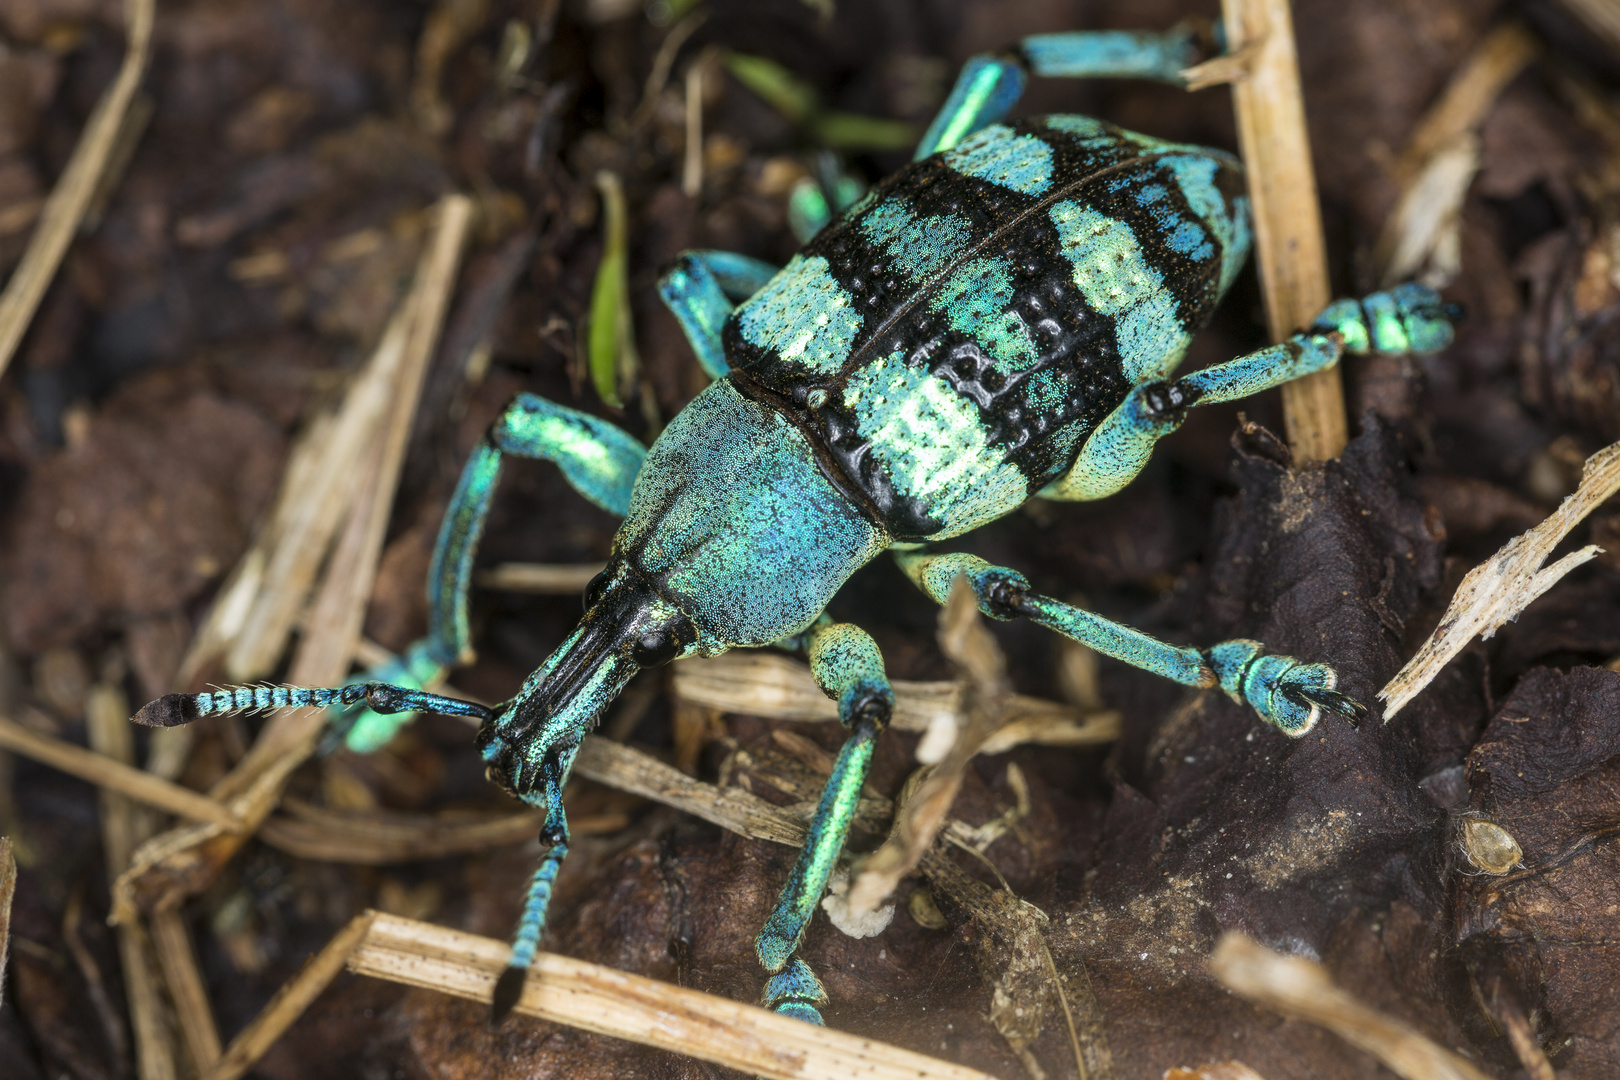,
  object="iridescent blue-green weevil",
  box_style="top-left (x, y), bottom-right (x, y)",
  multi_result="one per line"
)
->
top-left (134, 24), bottom-right (1456, 1030)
